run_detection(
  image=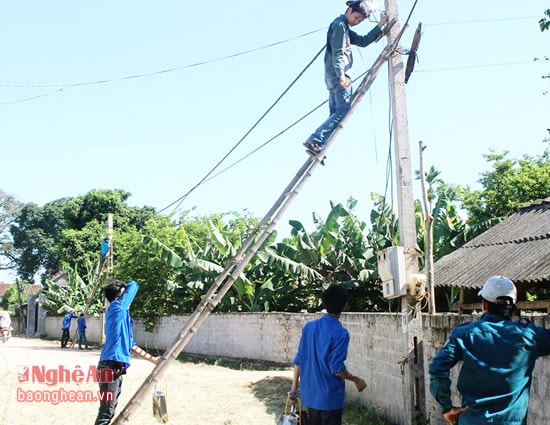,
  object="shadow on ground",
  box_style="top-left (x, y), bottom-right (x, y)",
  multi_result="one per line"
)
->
top-left (250, 375), bottom-right (293, 418)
